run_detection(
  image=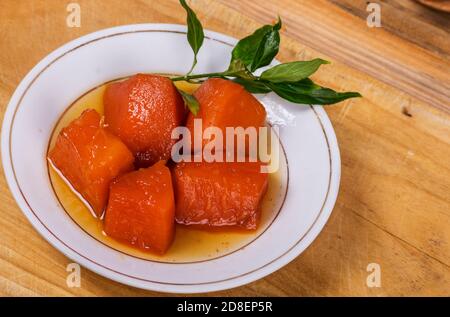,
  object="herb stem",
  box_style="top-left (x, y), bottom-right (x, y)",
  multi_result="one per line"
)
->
top-left (171, 71), bottom-right (237, 82)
